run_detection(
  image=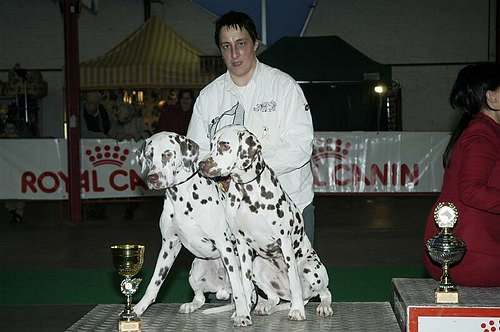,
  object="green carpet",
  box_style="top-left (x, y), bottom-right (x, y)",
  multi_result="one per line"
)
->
top-left (0, 266), bottom-right (427, 305)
